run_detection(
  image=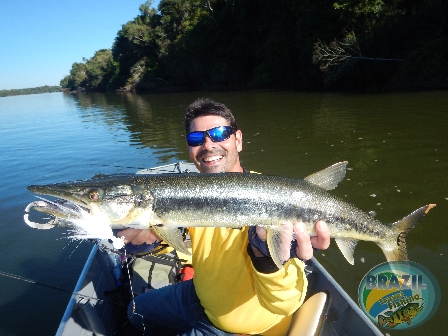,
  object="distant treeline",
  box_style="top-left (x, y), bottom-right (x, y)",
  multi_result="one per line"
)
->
top-left (0, 85), bottom-right (62, 97)
top-left (61, 0), bottom-right (448, 93)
